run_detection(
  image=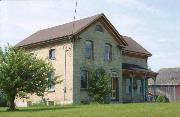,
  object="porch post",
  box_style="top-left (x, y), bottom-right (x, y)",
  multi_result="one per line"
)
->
top-left (153, 78), bottom-right (156, 96)
top-left (143, 77), bottom-right (146, 101)
top-left (130, 73), bottom-right (134, 103)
